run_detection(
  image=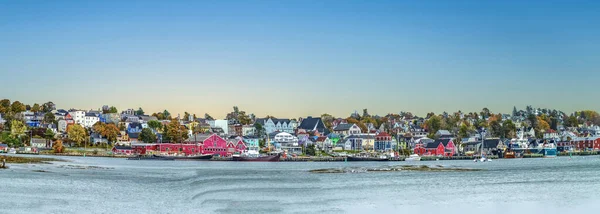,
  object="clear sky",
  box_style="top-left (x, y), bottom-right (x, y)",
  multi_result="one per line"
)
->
top-left (1, 0), bottom-right (598, 119)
